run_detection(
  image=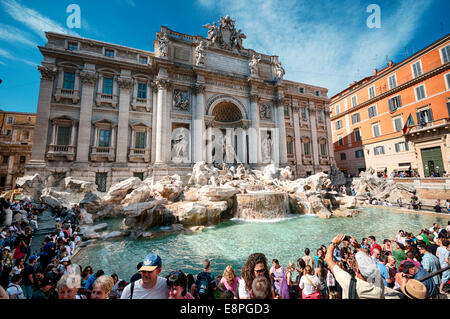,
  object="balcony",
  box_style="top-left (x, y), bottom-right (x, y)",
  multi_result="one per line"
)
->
top-left (95, 93), bottom-right (118, 108)
top-left (54, 88), bottom-right (80, 104)
top-left (90, 146), bottom-right (115, 162)
top-left (302, 155), bottom-right (313, 165)
top-left (408, 118), bottom-right (449, 135)
top-left (131, 97), bottom-right (151, 112)
top-left (46, 144), bottom-right (75, 161)
top-left (128, 148), bottom-right (150, 162)
top-left (319, 155), bottom-right (331, 165)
